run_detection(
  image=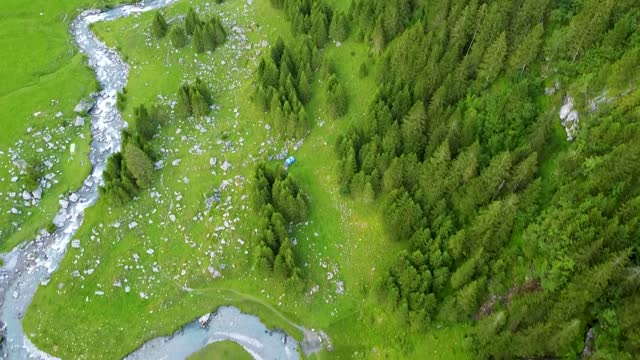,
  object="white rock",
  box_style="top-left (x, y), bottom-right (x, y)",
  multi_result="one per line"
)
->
top-left (95, 291), bottom-right (104, 296)
top-left (125, 286), bottom-right (131, 293)
top-left (69, 193), bottom-right (79, 202)
top-left (71, 239), bottom-right (81, 248)
top-left (129, 221), bottom-right (138, 229)
top-left (146, 248), bottom-right (154, 255)
top-left (59, 199), bottom-right (69, 209)
top-left (22, 191), bottom-right (32, 200)
top-left (33, 188), bottom-right (43, 200)
top-left (169, 214), bottom-right (176, 222)
top-left (221, 161), bottom-right (231, 172)
top-left (75, 117), bottom-right (85, 127)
